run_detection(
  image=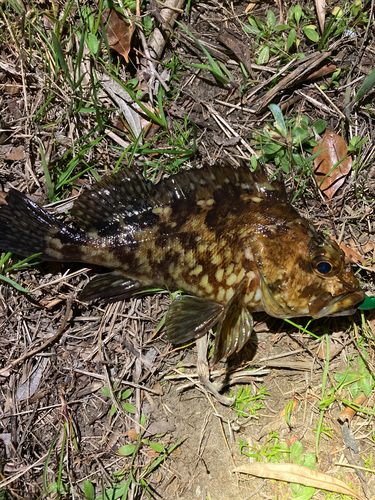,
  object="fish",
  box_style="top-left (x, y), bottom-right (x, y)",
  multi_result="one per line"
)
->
top-left (0, 162), bottom-right (365, 363)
